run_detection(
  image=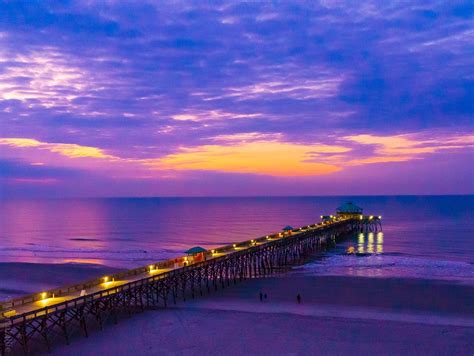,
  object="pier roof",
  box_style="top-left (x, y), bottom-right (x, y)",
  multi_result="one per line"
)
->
top-left (336, 202), bottom-right (363, 214)
top-left (185, 246), bottom-right (207, 255)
